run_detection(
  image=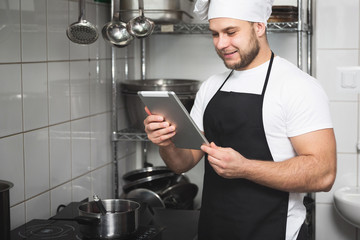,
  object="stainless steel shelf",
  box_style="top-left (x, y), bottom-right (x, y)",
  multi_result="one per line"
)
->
top-left (153, 22), bottom-right (309, 34)
top-left (113, 129), bottom-right (149, 142)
